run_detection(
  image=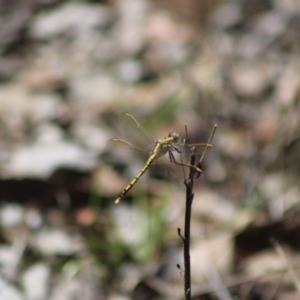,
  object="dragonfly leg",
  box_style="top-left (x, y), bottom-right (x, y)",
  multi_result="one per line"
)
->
top-left (172, 146), bottom-right (181, 154)
top-left (168, 150), bottom-right (203, 174)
